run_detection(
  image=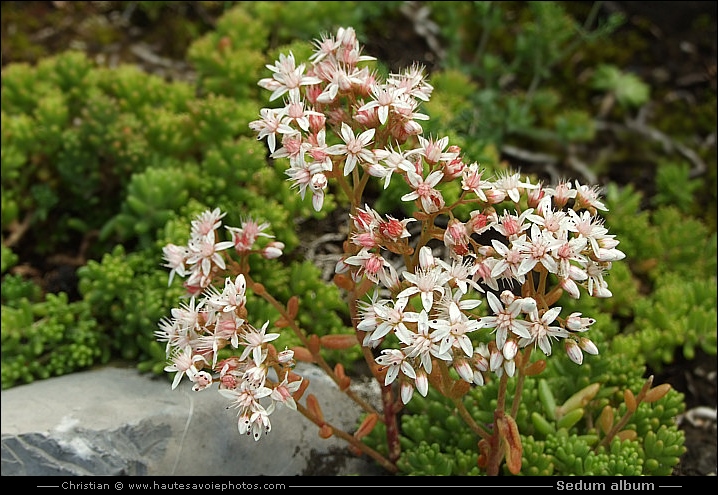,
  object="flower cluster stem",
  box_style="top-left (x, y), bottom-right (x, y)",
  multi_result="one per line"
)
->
top-left (295, 401), bottom-right (398, 474)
